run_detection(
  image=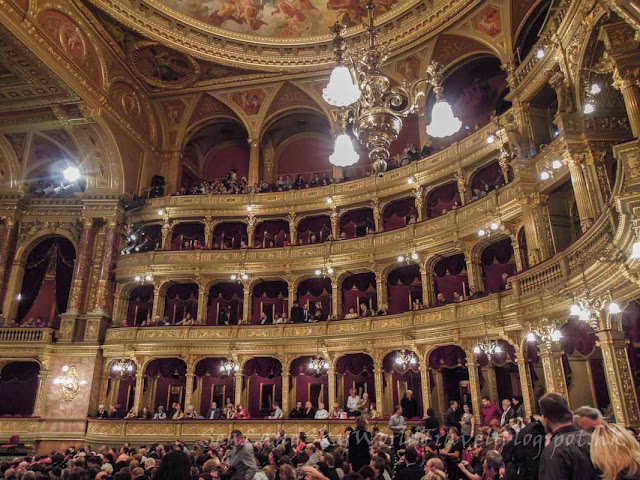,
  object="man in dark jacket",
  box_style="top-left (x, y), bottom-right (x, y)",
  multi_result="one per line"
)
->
top-left (538, 393), bottom-right (599, 480)
top-left (289, 401), bottom-right (304, 418)
top-left (290, 301), bottom-right (304, 323)
top-left (396, 447), bottom-right (423, 480)
top-left (444, 400), bottom-right (461, 428)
